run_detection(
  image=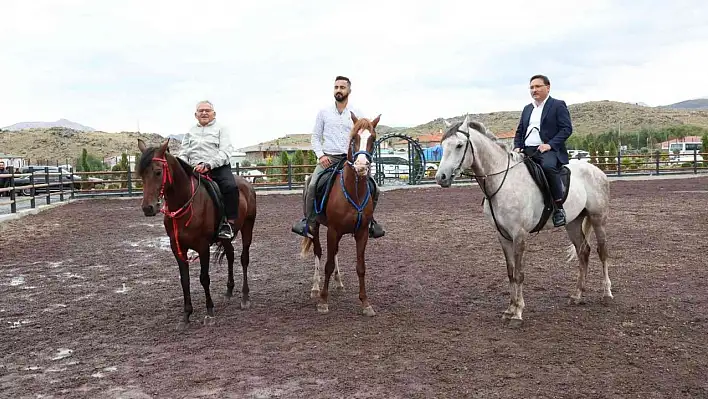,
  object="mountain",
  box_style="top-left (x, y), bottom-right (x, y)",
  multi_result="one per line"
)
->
top-left (240, 100), bottom-right (708, 150)
top-left (0, 127), bottom-right (180, 164)
top-left (4, 99), bottom-right (708, 163)
top-left (2, 118), bottom-right (96, 132)
top-left (662, 98), bottom-right (708, 110)
top-left (386, 100), bottom-right (708, 138)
